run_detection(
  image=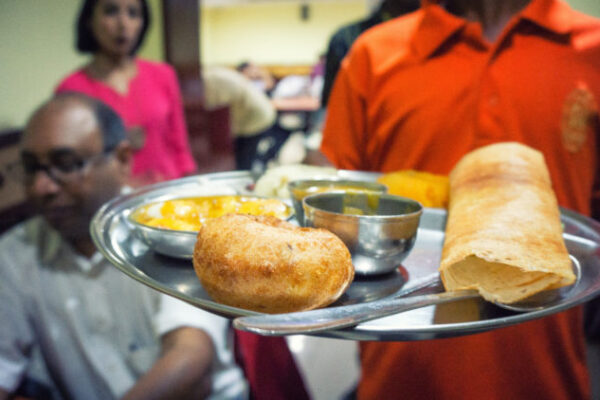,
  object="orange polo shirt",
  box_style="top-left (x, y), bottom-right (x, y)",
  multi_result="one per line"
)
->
top-left (322, 0), bottom-right (600, 399)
